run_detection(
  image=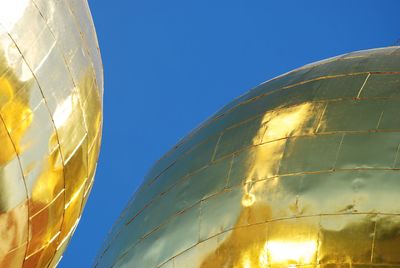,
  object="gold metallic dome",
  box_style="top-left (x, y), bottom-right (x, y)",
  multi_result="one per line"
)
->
top-left (0, 0), bottom-right (103, 267)
top-left (95, 47), bottom-right (400, 267)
